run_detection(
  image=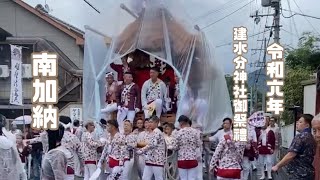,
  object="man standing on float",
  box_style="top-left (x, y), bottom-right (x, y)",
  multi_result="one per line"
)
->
top-left (117, 71), bottom-right (141, 133)
top-left (101, 72), bottom-right (118, 119)
top-left (141, 67), bottom-right (168, 119)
